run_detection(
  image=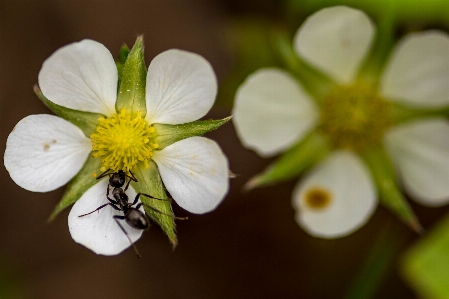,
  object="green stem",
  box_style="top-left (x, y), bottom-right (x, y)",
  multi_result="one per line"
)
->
top-left (345, 218), bottom-right (406, 299)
